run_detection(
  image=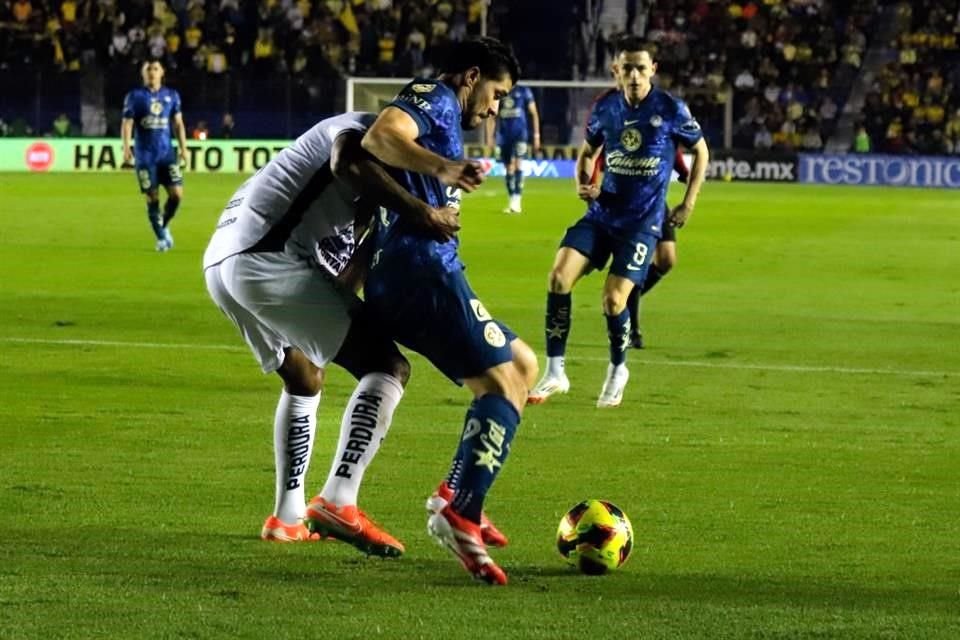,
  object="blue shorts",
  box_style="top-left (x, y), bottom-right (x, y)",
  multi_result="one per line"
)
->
top-left (135, 156), bottom-right (183, 193)
top-left (560, 217), bottom-right (658, 286)
top-left (498, 139), bottom-right (529, 164)
top-left (364, 266), bottom-right (517, 384)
